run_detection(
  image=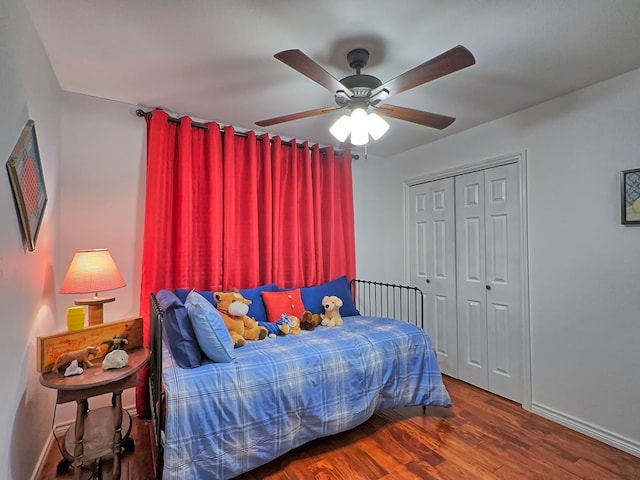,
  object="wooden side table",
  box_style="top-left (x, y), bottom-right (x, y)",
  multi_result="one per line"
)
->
top-left (40, 347), bottom-right (150, 480)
